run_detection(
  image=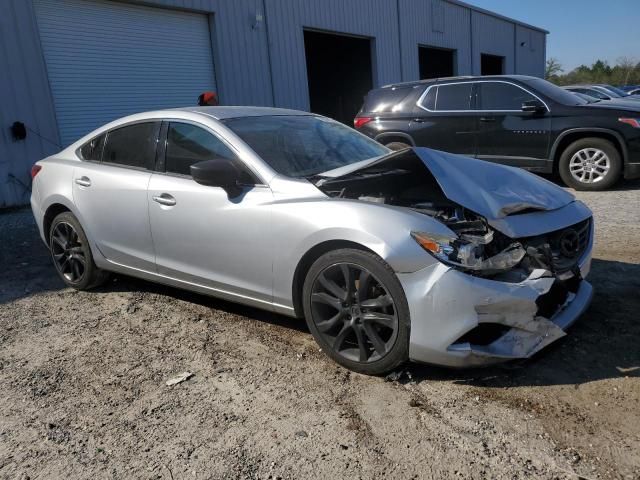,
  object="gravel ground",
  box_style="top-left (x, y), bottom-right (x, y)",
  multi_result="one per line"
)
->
top-left (0, 179), bottom-right (639, 479)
